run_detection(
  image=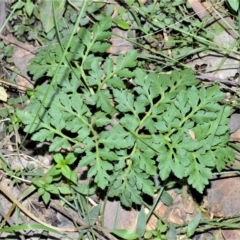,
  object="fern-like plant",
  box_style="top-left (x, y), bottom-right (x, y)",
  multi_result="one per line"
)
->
top-left (17, 17), bottom-right (235, 207)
